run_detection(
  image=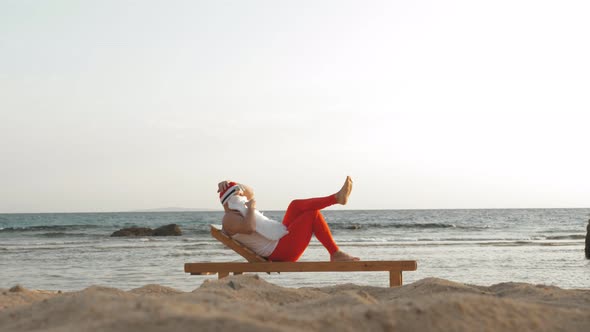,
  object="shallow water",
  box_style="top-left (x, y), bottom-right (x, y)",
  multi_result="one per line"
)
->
top-left (1, 209), bottom-right (589, 291)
